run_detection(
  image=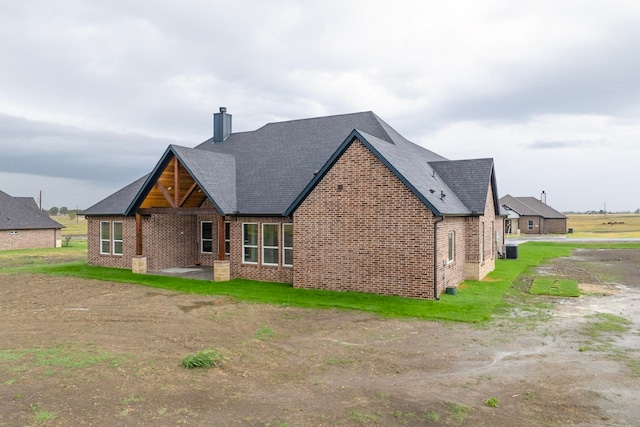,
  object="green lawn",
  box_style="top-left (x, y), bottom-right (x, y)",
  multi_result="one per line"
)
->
top-left (530, 278), bottom-right (580, 297)
top-left (5, 241), bottom-right (639, 323)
